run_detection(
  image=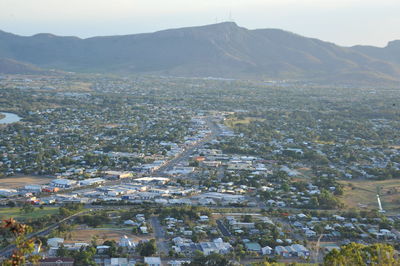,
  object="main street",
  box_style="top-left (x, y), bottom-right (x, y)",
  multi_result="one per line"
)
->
top-left (152, 116), bottom-right (221, 176)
